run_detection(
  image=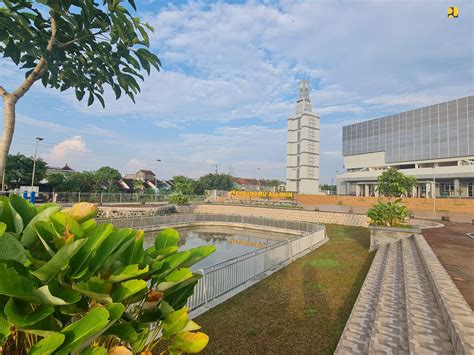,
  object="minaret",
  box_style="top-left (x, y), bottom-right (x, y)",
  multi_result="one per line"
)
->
top-left (286, 81), bottom-right (320, 194)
